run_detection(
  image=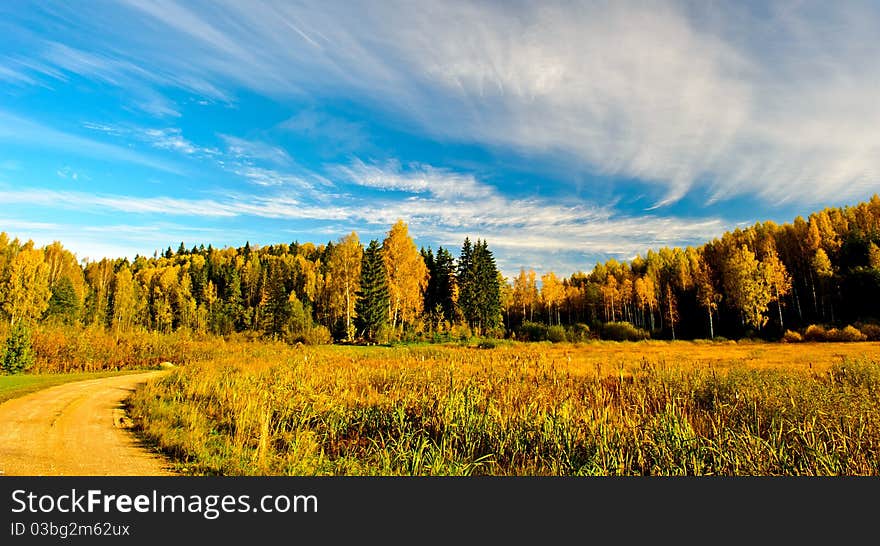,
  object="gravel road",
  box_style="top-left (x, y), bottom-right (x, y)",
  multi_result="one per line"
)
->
top-left (0, 371), bottom-right (174, 476)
